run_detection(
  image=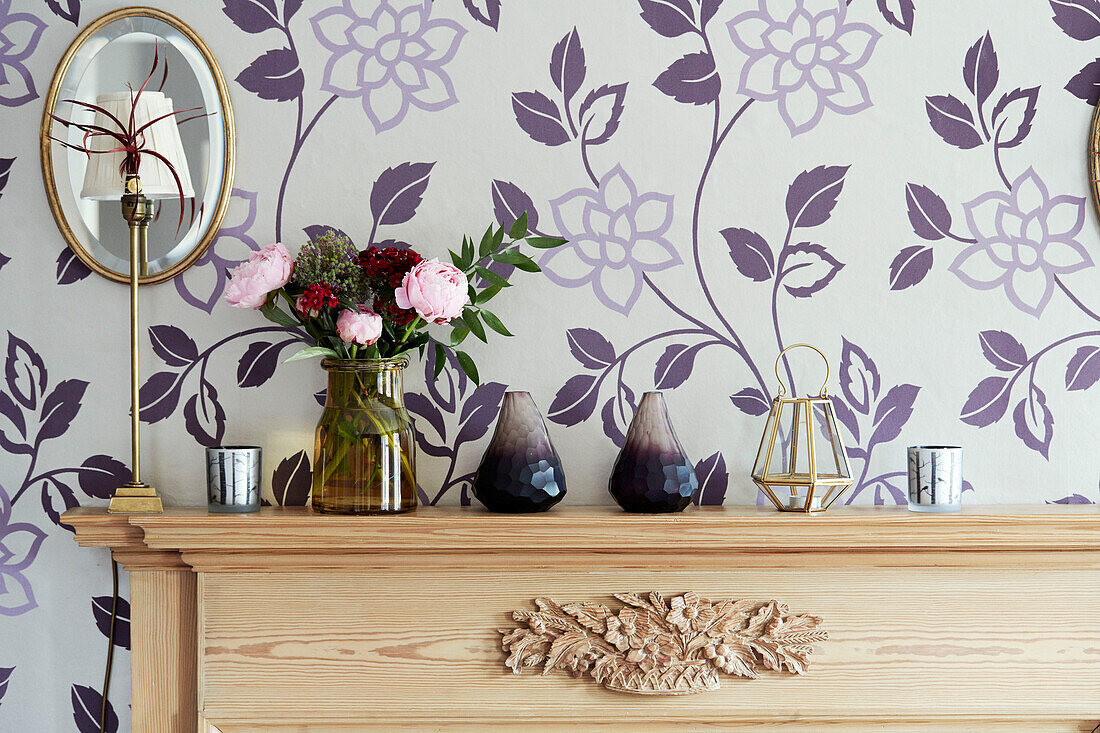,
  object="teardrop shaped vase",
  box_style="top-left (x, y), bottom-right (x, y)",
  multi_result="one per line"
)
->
top-left (472, 391), bottom-right (567, 513)
top-left (608, 391), bottom-right (698, 513)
